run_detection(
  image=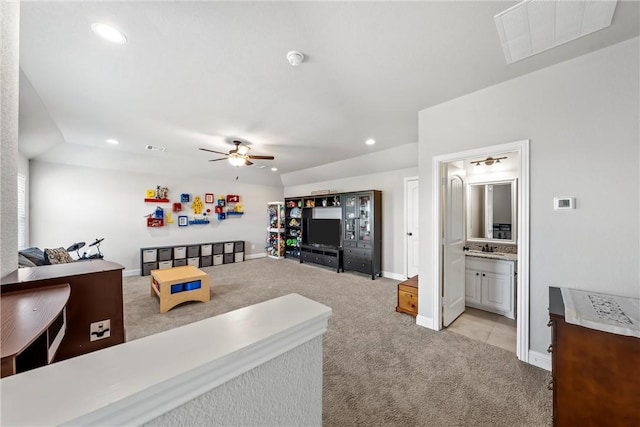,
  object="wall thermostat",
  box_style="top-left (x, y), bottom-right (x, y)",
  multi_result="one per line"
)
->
top-left (554, 197), bottom-right (575, 210)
